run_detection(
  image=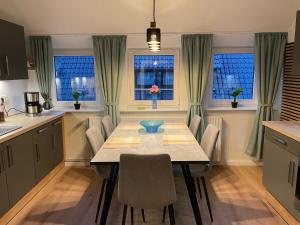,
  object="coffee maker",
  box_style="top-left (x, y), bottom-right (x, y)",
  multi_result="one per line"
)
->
top-left (24, 92), bottom-right (43, 116)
